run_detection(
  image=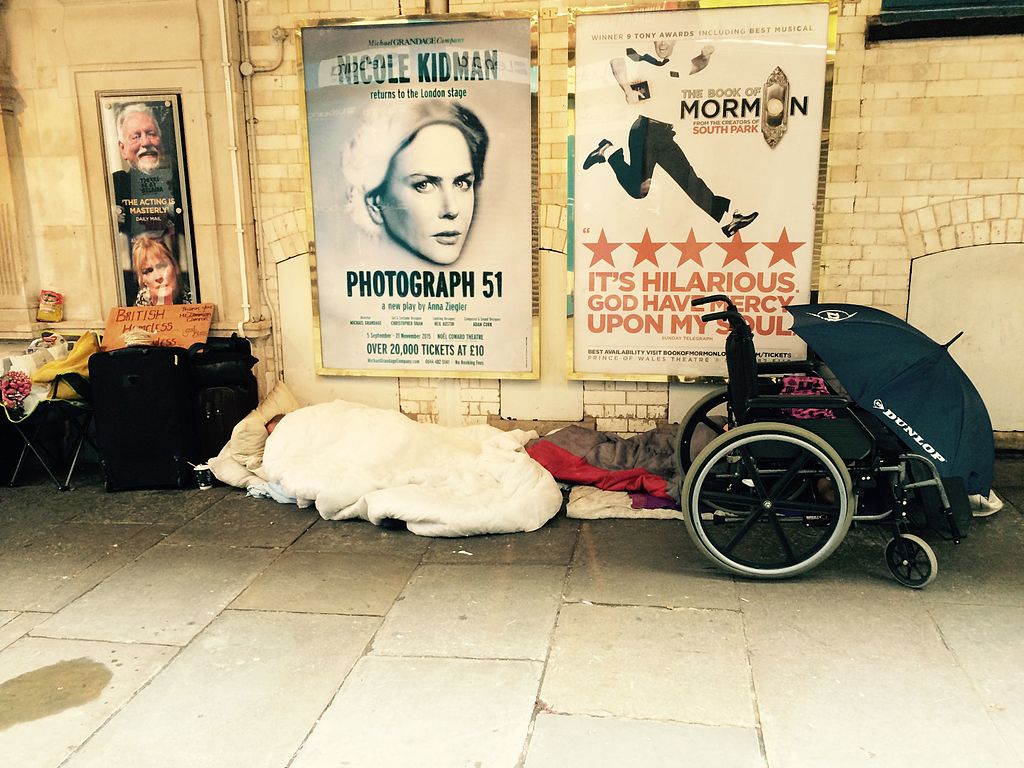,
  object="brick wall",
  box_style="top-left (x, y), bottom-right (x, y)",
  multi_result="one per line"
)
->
top-left (244, 0), bottom-right (1024, 432)
top-left (822, 0), bottom-right (1024, 318)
